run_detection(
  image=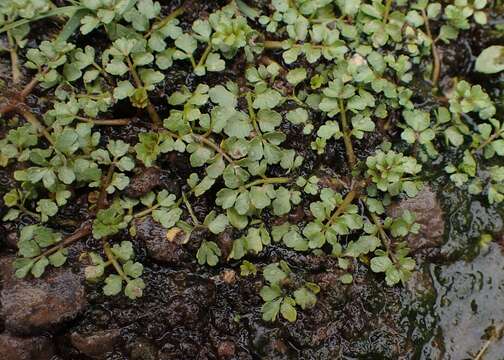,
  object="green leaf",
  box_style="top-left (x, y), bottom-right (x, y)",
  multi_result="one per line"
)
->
top-left (272, 187), bottom-right (291, 215)
top-left (152, 207), bottom-right (182, 228)
top-left (205, 53), bottom-right (225, 72)
top-left (286, 108), bottom-right (308, 124)
top-left (280, 298), bottom-right (297, 322)
top-left (31, 257), bottom-right (49, 278)
top-left (260, 284), bottom-right (281, 302)
top-left (111, 241), bottom-right (134, 261)
top-left (208, 214), bottom-right (229, 234)
top-left (105, 59), bottom-right (128, 75)
top-left (36, 199), bottom-right (58, 222)
top-left (253, 89), bottom-right (283, 109)
top-left (139, 68), bottom-right (164, 87)
top-left (370, 255), bottom-right (393, 273)
top-left (14, 258), bottom-right (35, 278)
top-left (263, 263), bottom-right (288, 285)
top-left (250, 186), bottom-right (271, 209)
top-left (123, 261), bottom-right (143, 278)
top-left (48, 250), bottom-right (67, 267)
top-left (286, 68), bottom-right (307, 85)
top-left (197, 241), bottom-right (221, 266)
top-left (85, 264), bottom-right (104, 281)
top-left (475, 46), bottom-right (504, 74)
top-left (114, 80), bottom-right (135, 100)
top-left (103, 274), bottom-right (123, 296)
top-left (261, 298), bottom-right (281, 321)
top-left (257, 109), bottom-right (282, 132)
top-left (317, 121), bottom-right (341, 139)
top-left (293, 287), bottom-right (317, 309)
top-left (209, 85), bottom-right (237, 108)
top-left (124, 278), bottom-right (145, 299)
top-left (175, 33), bottom-right (197, 55)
